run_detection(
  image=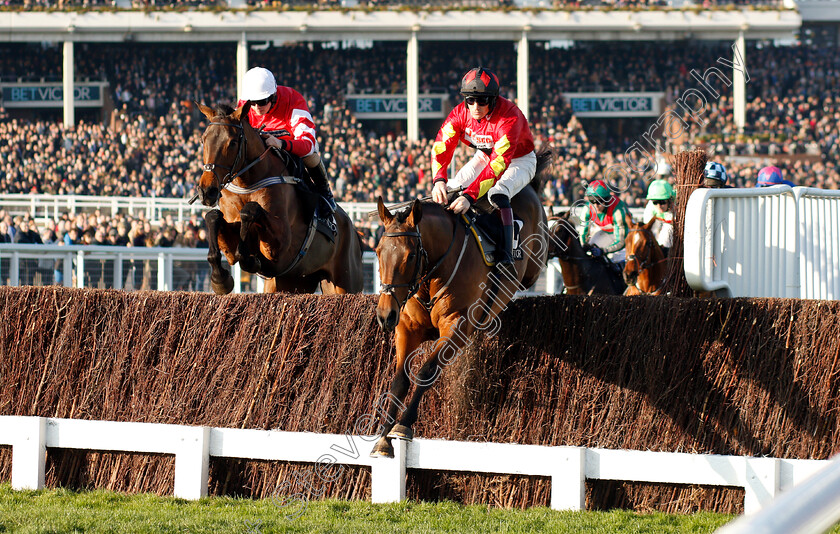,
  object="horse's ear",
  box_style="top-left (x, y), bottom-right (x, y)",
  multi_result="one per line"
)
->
top-left (196, 102), bottom-right (215, 120)
top-left (408, 199), bottom-right (423, 226)
top-left (377, 196), bottom-right (393, 224)
top-left (644, 217), bottom-right (657, 231)
top-left (232, 101), bottom-right (251, 123)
